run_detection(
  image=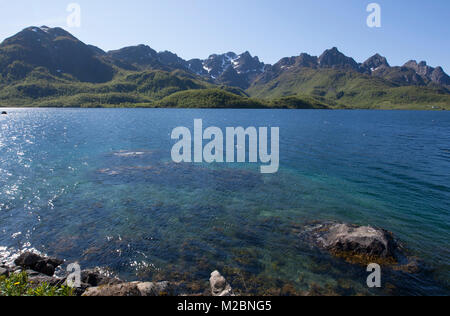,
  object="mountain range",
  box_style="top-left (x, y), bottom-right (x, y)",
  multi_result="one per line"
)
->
top-left (0, 26), bottom-right (449, 110)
